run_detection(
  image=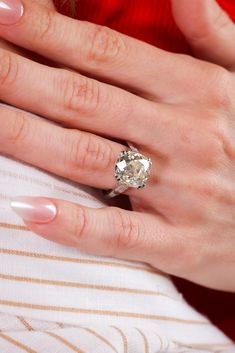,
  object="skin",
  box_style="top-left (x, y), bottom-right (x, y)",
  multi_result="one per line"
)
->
top-left (1, 0), bottom-right (235, 291)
